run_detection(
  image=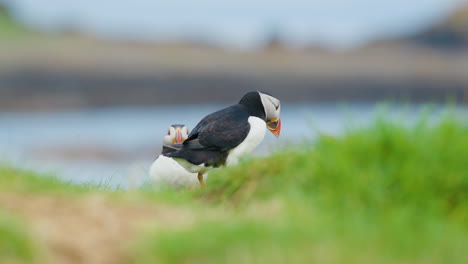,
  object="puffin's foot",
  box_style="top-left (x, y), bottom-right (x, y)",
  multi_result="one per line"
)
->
top-left (197, 173), bottom-right (205, 188)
